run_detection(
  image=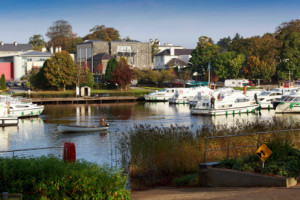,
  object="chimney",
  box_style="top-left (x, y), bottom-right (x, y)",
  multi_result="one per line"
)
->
top-left (170, 46), bottom-right (174, 56)
top-left (50, 47), bottom-right (53, 54)
top-left (0, 41), bottom-right (3, 46)
top-left (14, 41), bottom-right (17, 46)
